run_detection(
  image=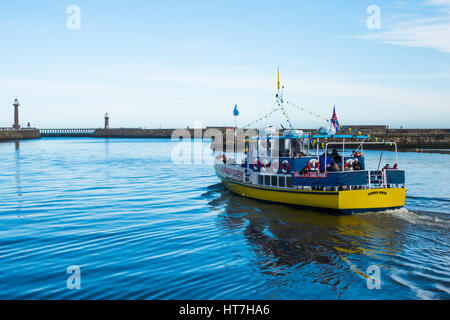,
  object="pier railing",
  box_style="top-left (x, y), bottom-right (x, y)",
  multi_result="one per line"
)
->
top-left (39, 128), bottom-right (96, 137)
